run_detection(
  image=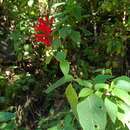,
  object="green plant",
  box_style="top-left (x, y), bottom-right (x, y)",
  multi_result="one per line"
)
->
top-left (65, 75), bottom-right (130, 130)
top-left (1, 0), bottom-right (130, 129)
